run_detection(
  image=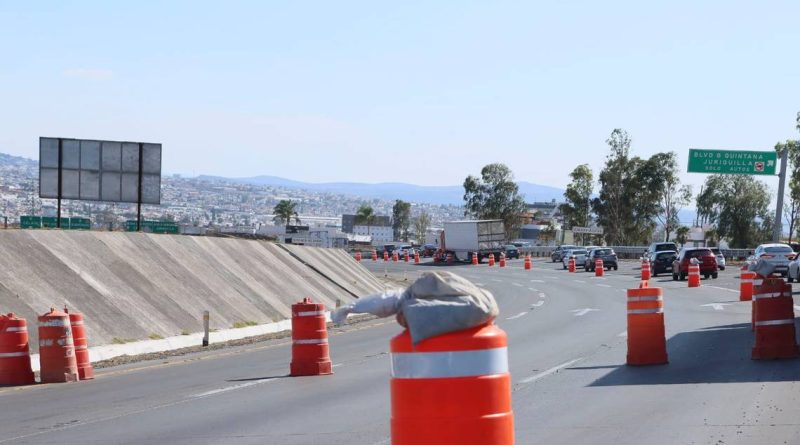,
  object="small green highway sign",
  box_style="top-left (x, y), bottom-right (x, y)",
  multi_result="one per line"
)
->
top-left (688, 149), bottom-right (777, 175)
